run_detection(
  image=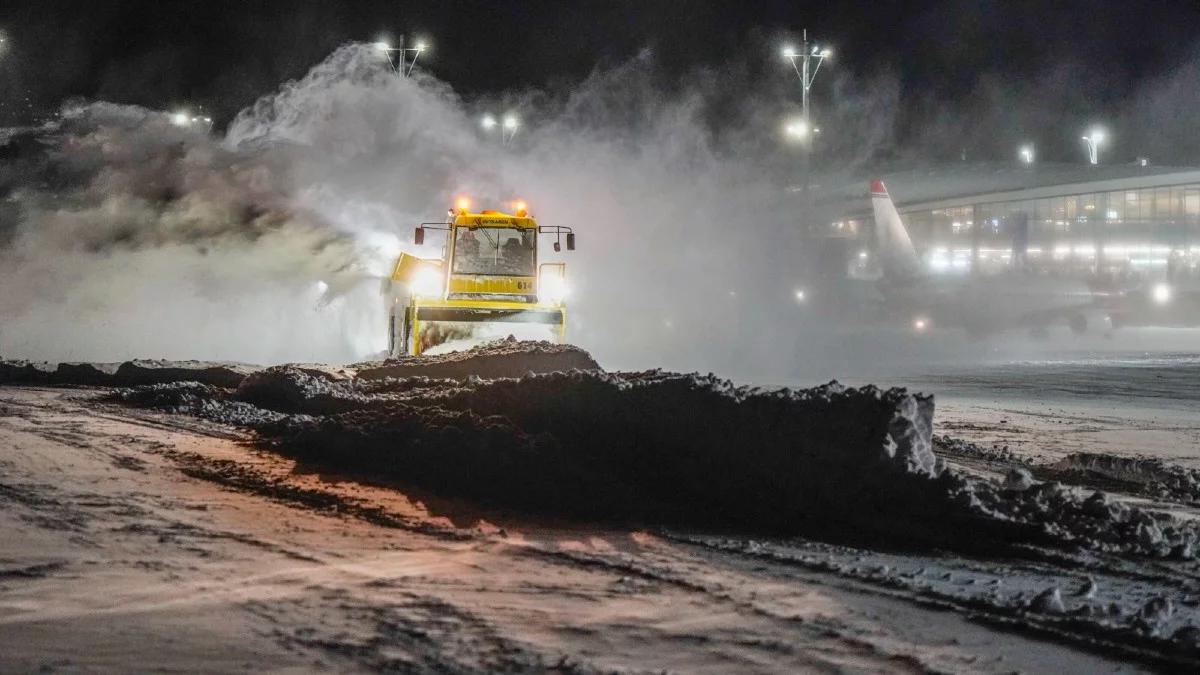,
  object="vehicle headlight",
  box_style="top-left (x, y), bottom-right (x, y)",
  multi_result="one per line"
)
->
top-left (539, 273), bottom-right (569, 304)
top-left (410, 266), bottom-right (442, 297)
